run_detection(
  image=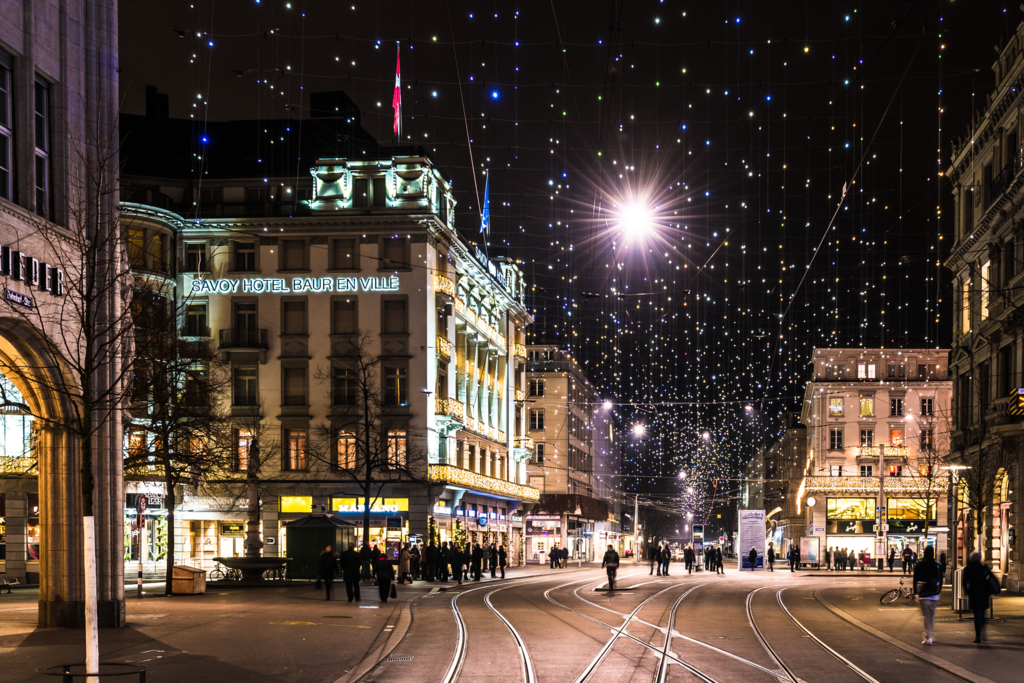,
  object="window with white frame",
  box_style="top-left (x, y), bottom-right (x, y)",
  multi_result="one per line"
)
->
top-left (829, 427), bottom-right (844, 450)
